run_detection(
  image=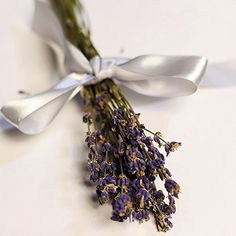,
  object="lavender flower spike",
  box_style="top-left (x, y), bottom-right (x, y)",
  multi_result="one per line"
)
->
top-left (83, 79), bottom-right (181, 232)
